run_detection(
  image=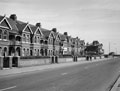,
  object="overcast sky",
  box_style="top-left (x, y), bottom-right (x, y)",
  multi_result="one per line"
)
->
top-left (0, 0), bottom-right (120, 54)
